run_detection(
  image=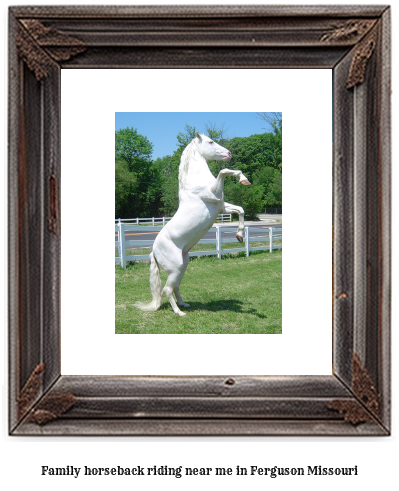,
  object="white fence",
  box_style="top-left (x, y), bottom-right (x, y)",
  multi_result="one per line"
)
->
top-left (115, 214), bottom-right (232, 227)
top-left (115, 223), bottom-right (282, 268)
